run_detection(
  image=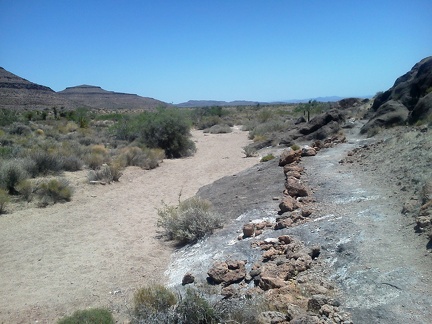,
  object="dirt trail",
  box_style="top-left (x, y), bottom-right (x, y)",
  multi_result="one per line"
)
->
top-left (0, 128), bottom-right (258, 323)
